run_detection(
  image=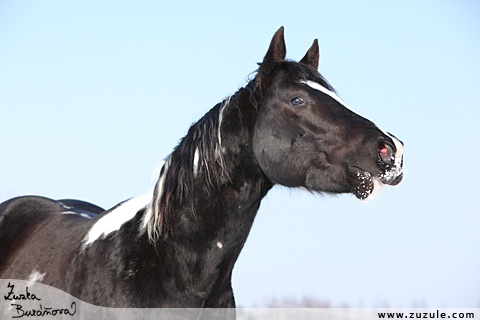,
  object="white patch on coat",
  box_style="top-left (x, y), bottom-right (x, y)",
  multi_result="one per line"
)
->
top-left (58, 202), bottom-right (73, 210)
top-left (27, 270), bottom-right (46, 286)
top-left (83, 191), bottom-right (153, 247)
top-left (61, 211), bottom-right (92, 219)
